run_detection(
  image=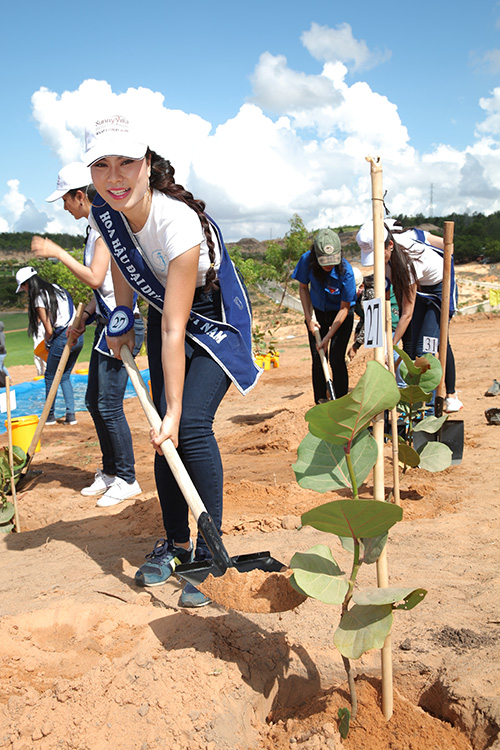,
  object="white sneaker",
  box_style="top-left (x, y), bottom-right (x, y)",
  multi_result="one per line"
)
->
top-left (444, 396), bottom-right (464, 413)
top-left (96, 478), bottom-right (141, 508)
top-left (81, 469), bottom-right (116, 497)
